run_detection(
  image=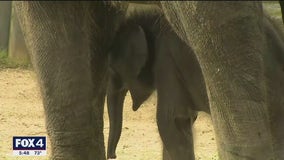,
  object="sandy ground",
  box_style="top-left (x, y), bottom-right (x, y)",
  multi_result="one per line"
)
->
top-left (0, 68), bottom-right (217, 160)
